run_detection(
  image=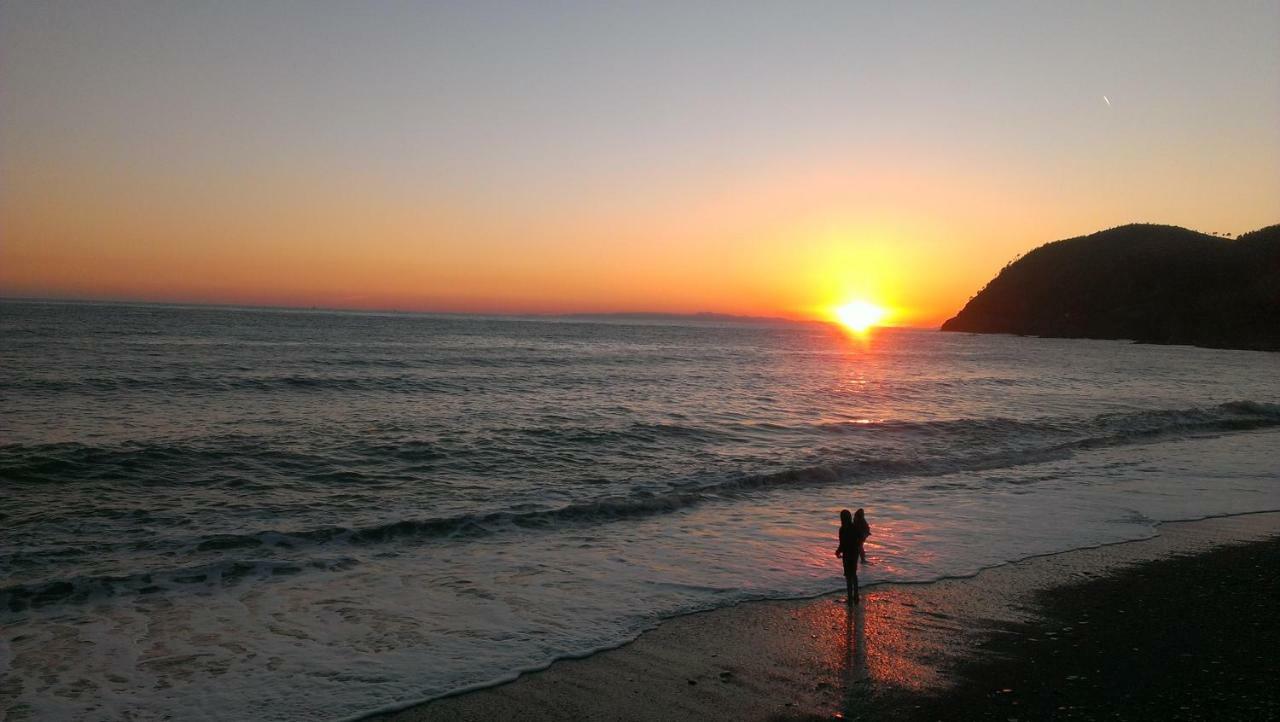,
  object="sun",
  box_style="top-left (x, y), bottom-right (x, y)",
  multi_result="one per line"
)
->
top-left (833, 300), bottom-right (888, 334)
